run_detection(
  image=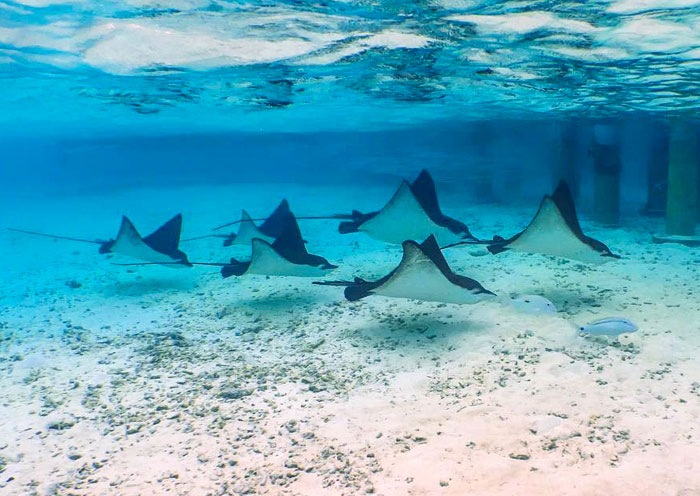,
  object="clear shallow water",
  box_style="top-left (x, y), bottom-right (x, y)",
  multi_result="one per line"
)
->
top-left (2, 3), bottom-right (700, 495)
top-left (2, 0), bottom-right (700, 136)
